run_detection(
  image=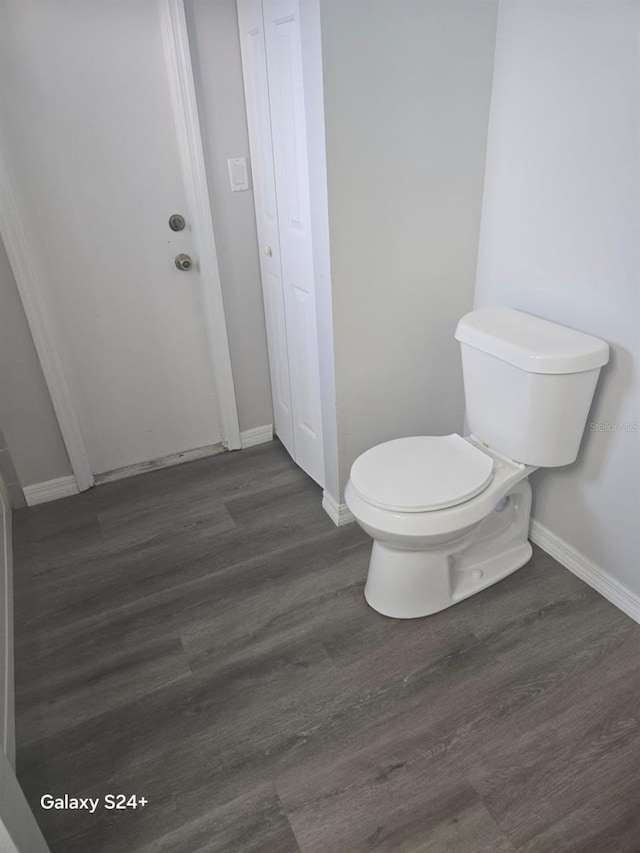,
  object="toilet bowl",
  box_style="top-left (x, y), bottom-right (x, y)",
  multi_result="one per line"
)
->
top-left (346, 306), bottom-right (609, 619)
top-left (345, 435), bottom-right (536, 618)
